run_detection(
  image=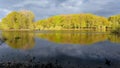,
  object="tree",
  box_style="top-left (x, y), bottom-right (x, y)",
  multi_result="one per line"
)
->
top-left (108, 15), bottom-right (120, 29)
top-left (0, 10), bottom-right (35, 30)
top-left (36, 13), bottom-right (111, 31)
